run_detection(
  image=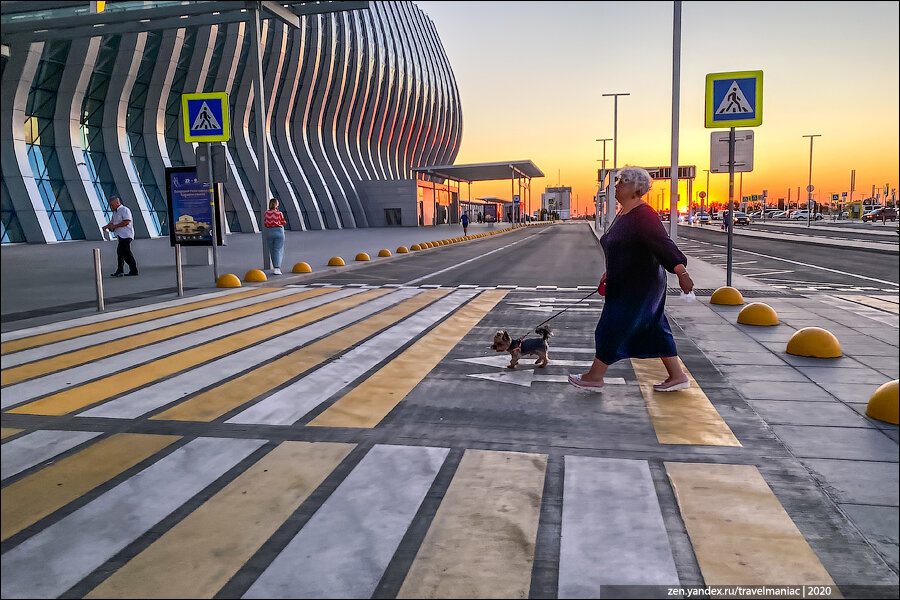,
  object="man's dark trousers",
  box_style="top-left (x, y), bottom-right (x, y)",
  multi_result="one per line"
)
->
top-left (116, 238), bottom-right (138, 275)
